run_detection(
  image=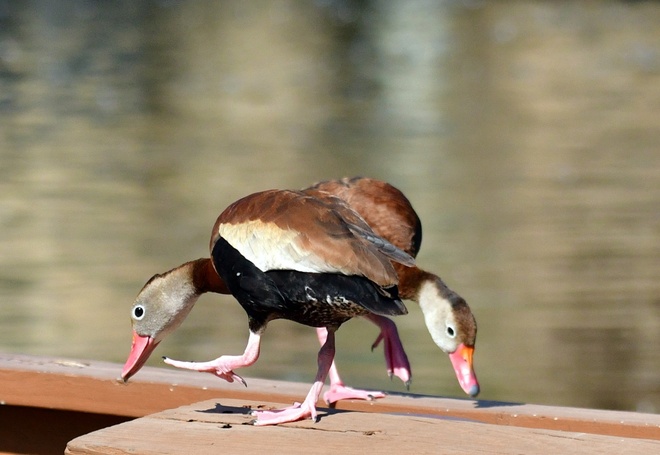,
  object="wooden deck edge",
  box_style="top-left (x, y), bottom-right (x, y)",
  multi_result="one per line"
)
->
top-left (2, 353), bottom-right (659, 441)
top-left (65, 398), bottom-right (660, 455)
